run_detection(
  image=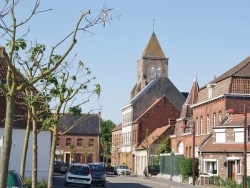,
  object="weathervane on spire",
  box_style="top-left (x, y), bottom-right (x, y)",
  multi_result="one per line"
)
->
top-left (153, 19), bottom-right (155, 32)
